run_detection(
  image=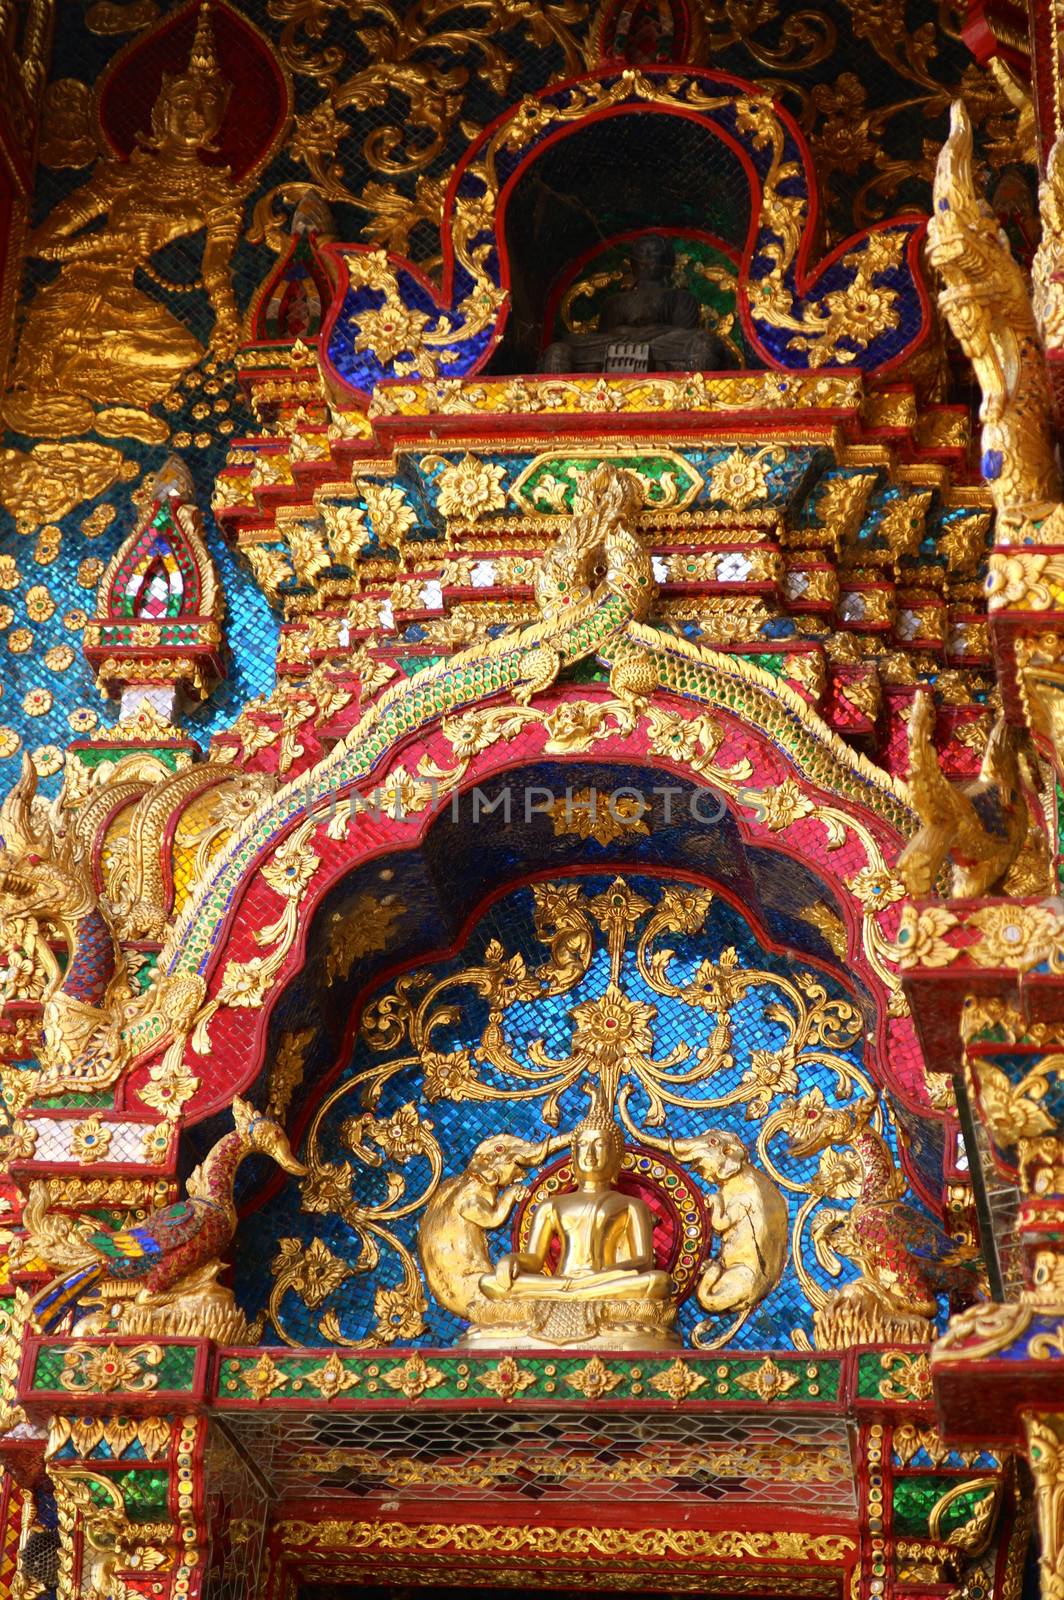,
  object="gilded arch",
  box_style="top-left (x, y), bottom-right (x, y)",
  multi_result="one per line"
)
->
top-left (135, 612), bottom-right (922, 1131)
